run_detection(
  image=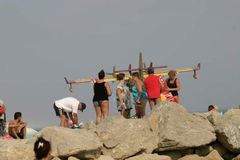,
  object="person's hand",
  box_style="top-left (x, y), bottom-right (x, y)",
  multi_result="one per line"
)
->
top-left (136, 98), bottom-right (141, 104)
